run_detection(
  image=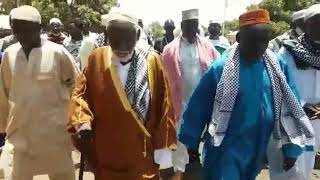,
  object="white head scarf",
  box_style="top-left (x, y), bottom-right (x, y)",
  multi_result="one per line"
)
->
top-left (292, 9), bottom-right (306, 22)
top-left (304, 4), bottom-right (320, 22)
top-left (49, 18), bottom-right (62, 25)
